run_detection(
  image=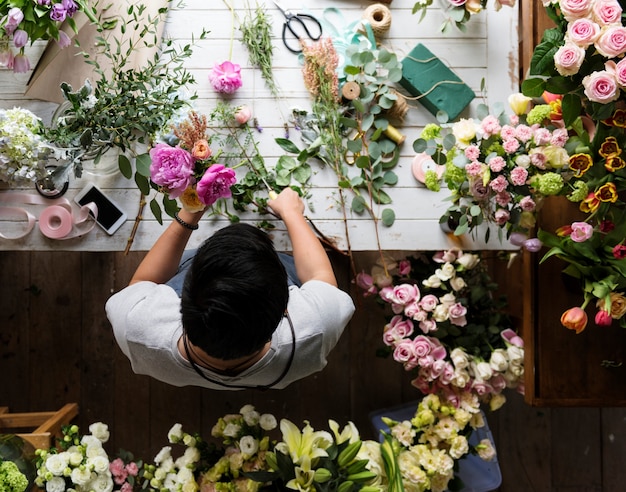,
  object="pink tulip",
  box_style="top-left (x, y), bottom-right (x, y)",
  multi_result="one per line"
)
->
top-left (12, 54), bottom-right (30, 73)
top-left (561, 307), bottom-right (588, 334)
